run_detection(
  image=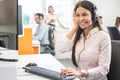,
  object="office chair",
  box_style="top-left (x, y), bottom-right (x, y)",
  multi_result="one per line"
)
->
top-left (0, 40), bottom-right (6, 48)
top-left (107, 27), bottom-right (120, 40)
top-left (41, 25), bottom-right (55, 56)
top-left (107, 40), bottom-right (120, 80)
